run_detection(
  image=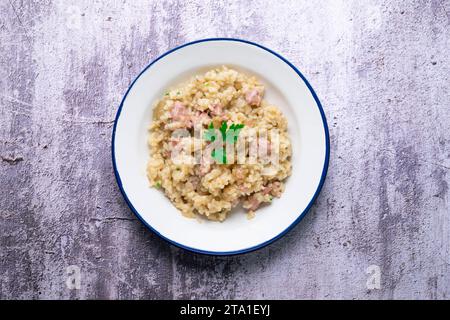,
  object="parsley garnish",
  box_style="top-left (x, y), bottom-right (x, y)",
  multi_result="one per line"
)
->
top-left (203, 121), bottom-right (244, 164)
top-left (203, 122), bottom-right (216, 142)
